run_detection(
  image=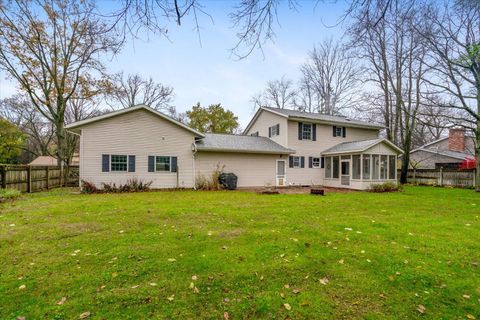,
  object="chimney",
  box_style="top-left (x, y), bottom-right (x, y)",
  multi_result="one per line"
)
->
top-left (448, 128), bottom-right (465, 152)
